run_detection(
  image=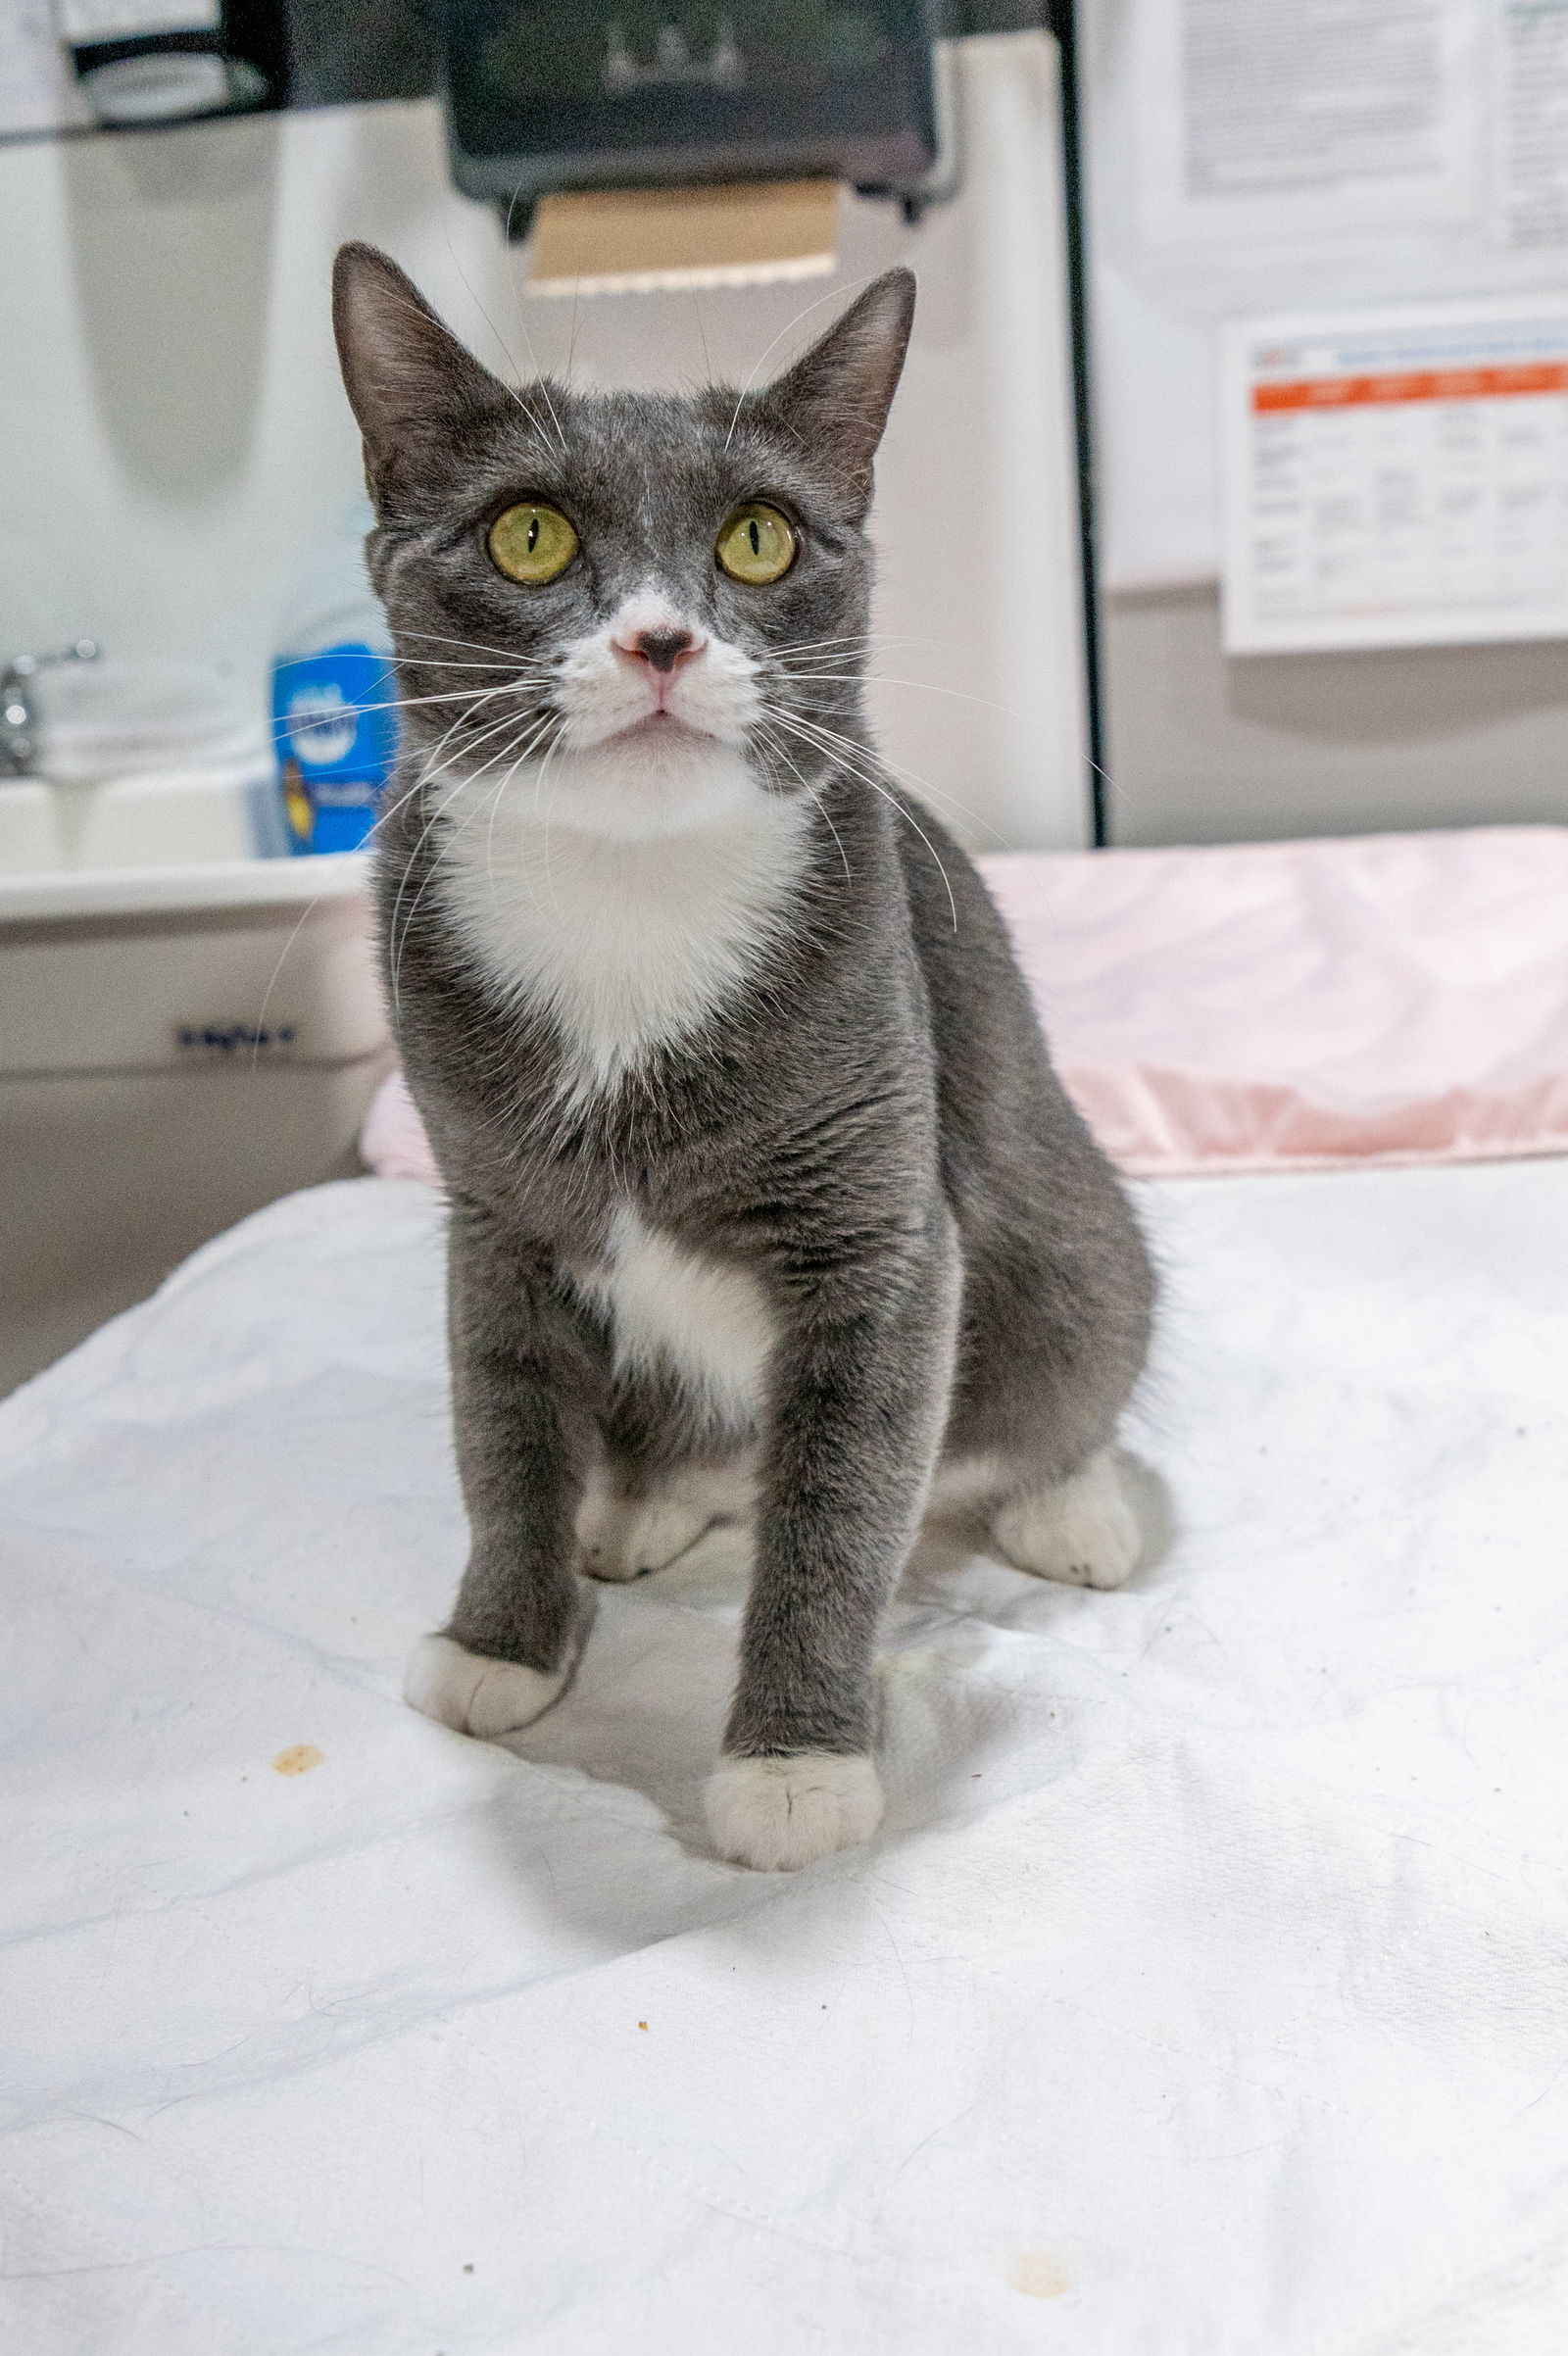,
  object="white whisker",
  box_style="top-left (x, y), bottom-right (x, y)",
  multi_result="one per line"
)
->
top-left (445, 235), bottom-right (568, 455)
top-left (754, 720), bottom-right (853, 886)
top-left (763, 690), bottom-right (1010, 851)
top-left (385, 725), bottom-right (543, 1004)
top-left (723, 275), bottom-right (881, 453)
top-left (765, 706), bottom-right (958, 931)
top-left (781, 670), bottom-right (1026, 730)
top-left (398, 626), bottom-right (559, 668)
top-left (345, 684), bottom-right (527, 720)
top-left (384, 705), bottom-right (547, 1009)
top-left (396, 656), bottom-right (556, 678)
